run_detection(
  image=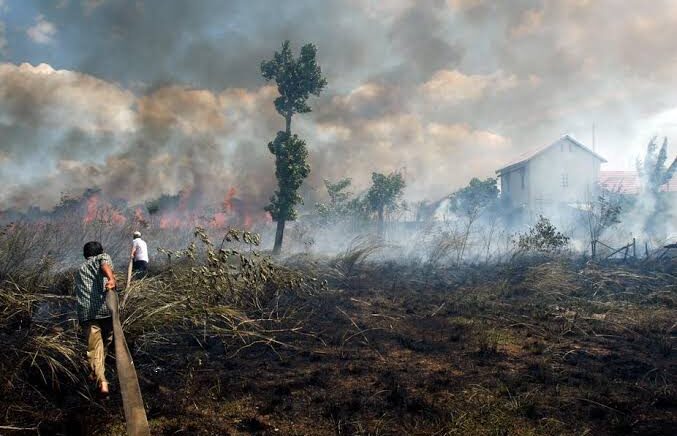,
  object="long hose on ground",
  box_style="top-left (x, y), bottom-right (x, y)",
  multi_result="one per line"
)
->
top-left (105, 258), bottom-right (150, 436)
